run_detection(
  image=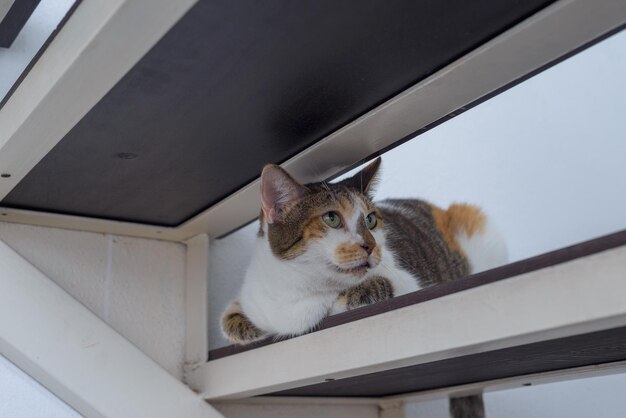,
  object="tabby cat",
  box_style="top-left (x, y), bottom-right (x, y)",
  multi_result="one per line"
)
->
top-left (221, 157), bottom-right (507, 418)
